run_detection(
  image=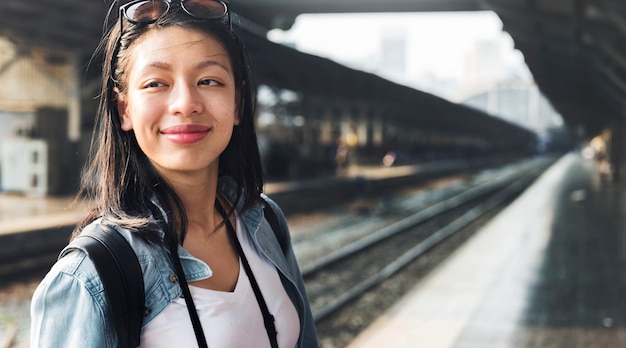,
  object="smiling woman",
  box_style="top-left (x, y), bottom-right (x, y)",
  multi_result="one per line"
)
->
top-left (29, 1), bottom-right (318, 347)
